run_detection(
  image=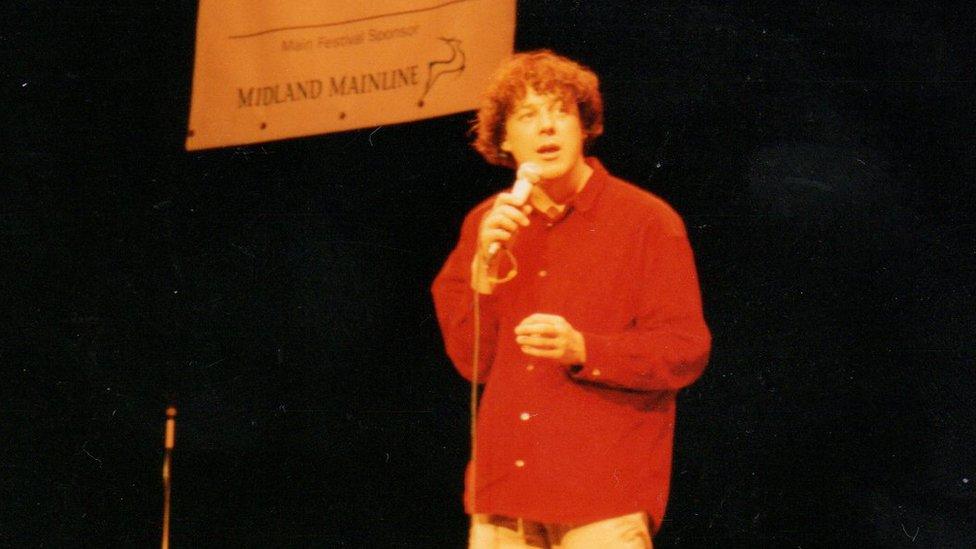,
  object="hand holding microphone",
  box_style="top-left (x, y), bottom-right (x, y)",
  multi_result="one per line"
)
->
top-left (480, 163), bottom-right (541, 260)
